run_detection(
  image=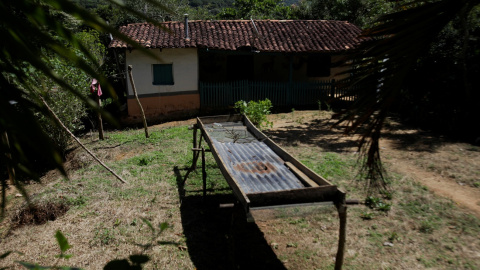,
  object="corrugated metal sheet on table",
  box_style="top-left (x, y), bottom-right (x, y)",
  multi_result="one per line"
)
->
top-left (205, 122), bottom-right (306, 194)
